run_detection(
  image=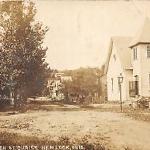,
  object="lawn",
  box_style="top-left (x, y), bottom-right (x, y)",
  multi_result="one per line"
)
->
top-left (0, 104), bottom-right (150, 150)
